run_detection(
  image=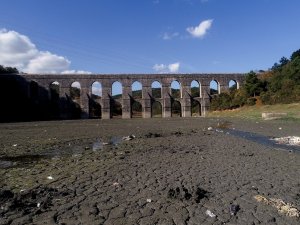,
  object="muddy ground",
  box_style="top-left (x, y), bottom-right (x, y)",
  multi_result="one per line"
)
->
top-left (0, 118), bottom-right (299, 225)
